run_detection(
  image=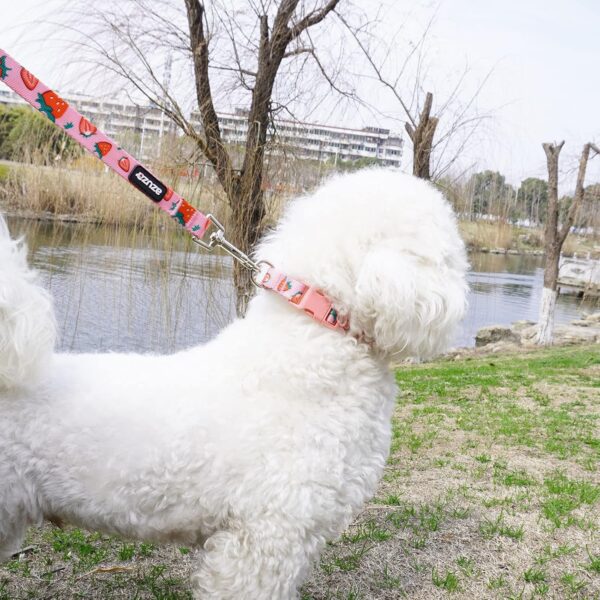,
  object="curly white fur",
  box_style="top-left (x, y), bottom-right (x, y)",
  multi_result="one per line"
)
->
top-left (0, 170), bottom-right (467, 599)
top-left (0, 220), bottom-right (55, 389)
